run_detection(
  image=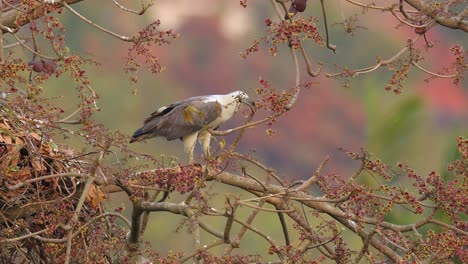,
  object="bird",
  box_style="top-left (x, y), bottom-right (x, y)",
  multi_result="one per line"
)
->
top-left (130, 91), bottom-right (255, 163)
